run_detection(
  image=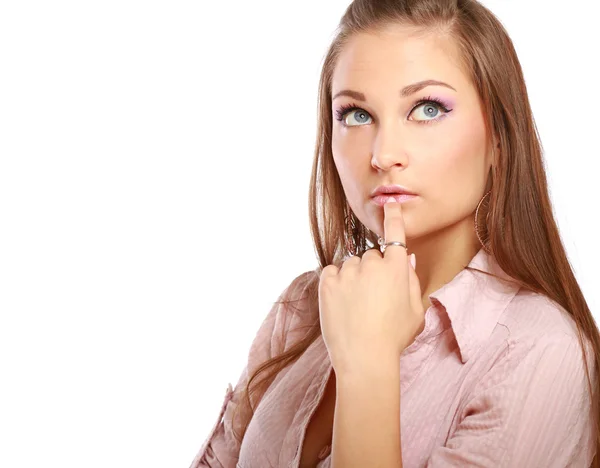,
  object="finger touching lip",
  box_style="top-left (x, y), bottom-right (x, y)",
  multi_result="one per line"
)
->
top-left (382, 199), bottom-right (407, 261)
